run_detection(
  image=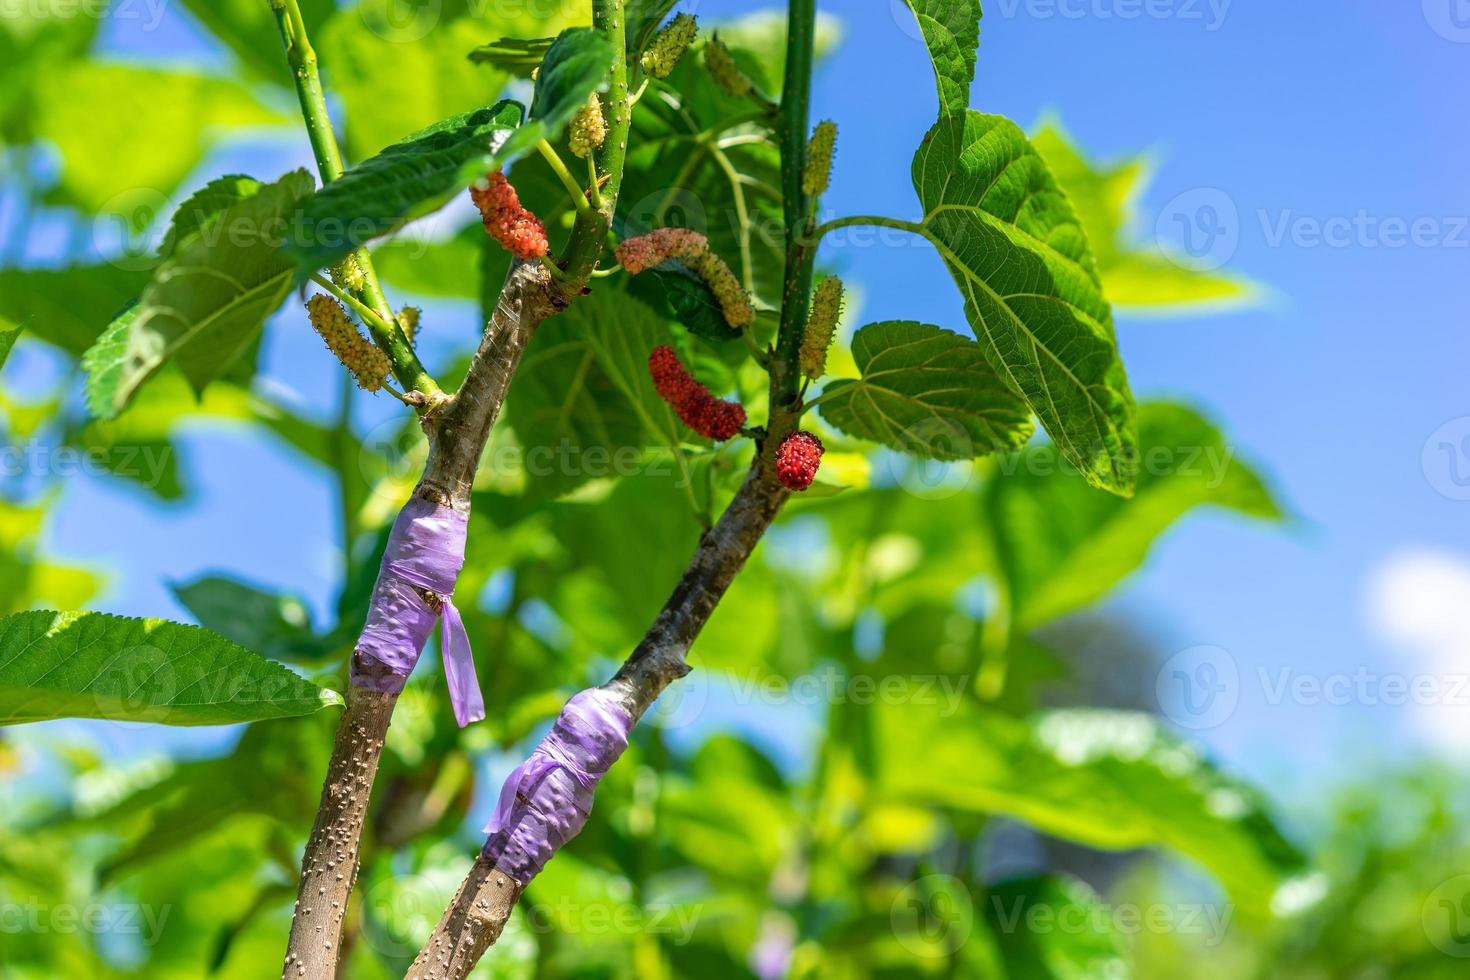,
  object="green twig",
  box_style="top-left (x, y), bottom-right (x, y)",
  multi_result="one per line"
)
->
top-left (268, 0), bottom-right (438, 398)
top-left (537, 139), bottom-right (593, 216)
